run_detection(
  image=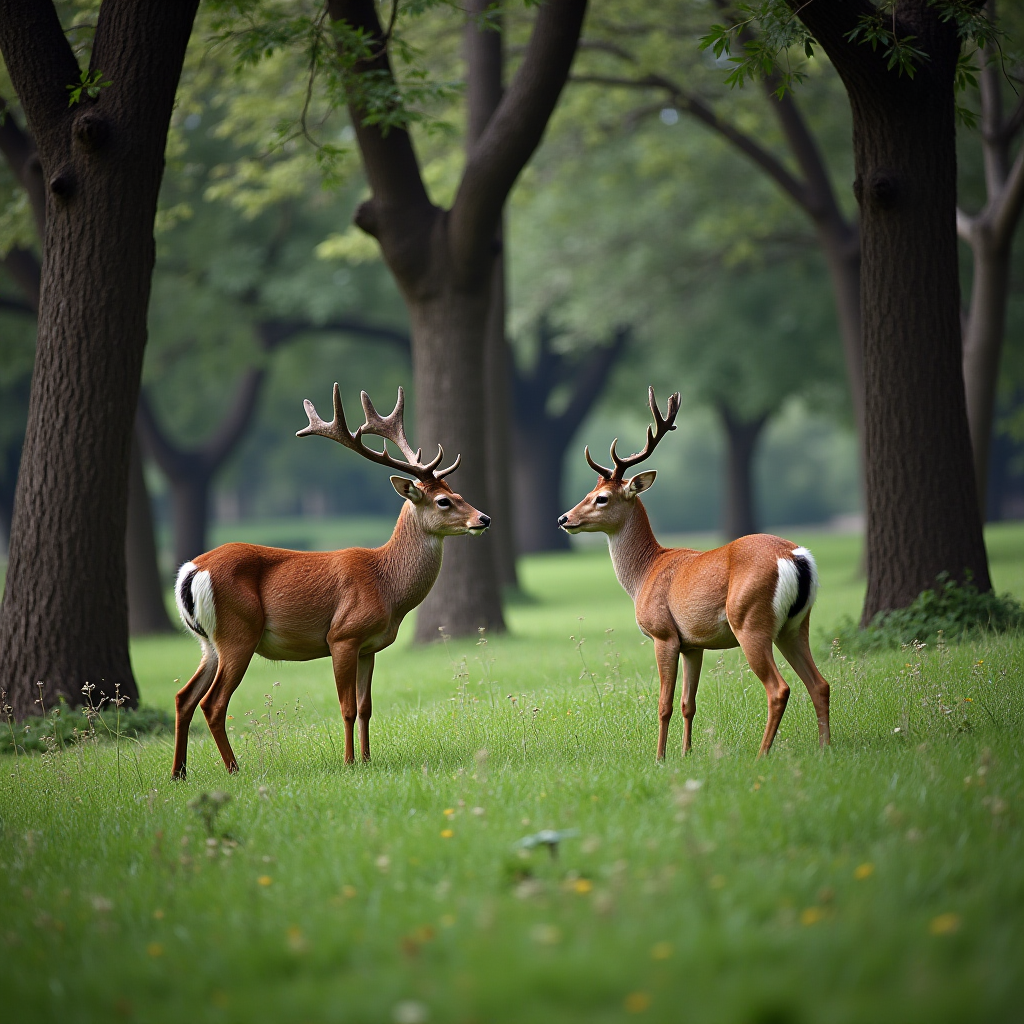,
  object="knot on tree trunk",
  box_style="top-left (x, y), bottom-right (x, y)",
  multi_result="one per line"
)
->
top-left (73, 111), bottom-right (111, 153)
top-left (354, 199), bottom-right (380, 238)
top-left (48, 170), bottom-right (75, 198)
top-left (855, 170), bottom-right (901, 210)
